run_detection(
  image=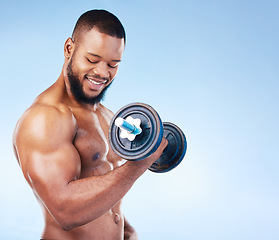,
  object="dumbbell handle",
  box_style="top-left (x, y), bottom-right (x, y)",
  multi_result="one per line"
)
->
top-left (115, 117), bottom-right (142, 135)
